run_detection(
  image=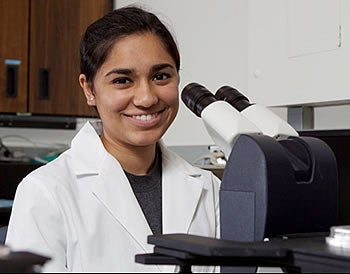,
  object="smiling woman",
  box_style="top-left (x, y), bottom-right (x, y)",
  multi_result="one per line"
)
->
top-left (5, 6), bottom-right (220, 273)
top-left (79, 32), bottom-right (180, 174)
